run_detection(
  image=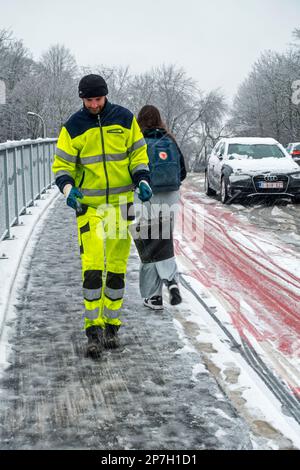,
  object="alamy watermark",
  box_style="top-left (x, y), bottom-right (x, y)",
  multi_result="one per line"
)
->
top-left (83, 196), bottom-right (205, 248)
top-left (291, 80), bottom-right (300, 105)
